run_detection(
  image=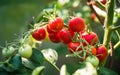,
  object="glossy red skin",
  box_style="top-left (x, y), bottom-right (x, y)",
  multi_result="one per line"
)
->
top-left (100, 0), bottom-right (106, 4)
top-left (47, 25), bottom-right (55, 33)
top-left (96, 45), bottom-right (108, 62)
top-left (81, 31), bottom-right (98, 46)
top-left (68, 17), bottom-right (86, 32)
top-left (32, 28), bottom-right (46, 41)
top-left (68, 42), bottom-right (81, 53)
top-left (48, 17), bottom-right (64, 32)
top-left (59, 28), bottom-right (74, 44)
top-left (48, 32), bottom-right (61, 43)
